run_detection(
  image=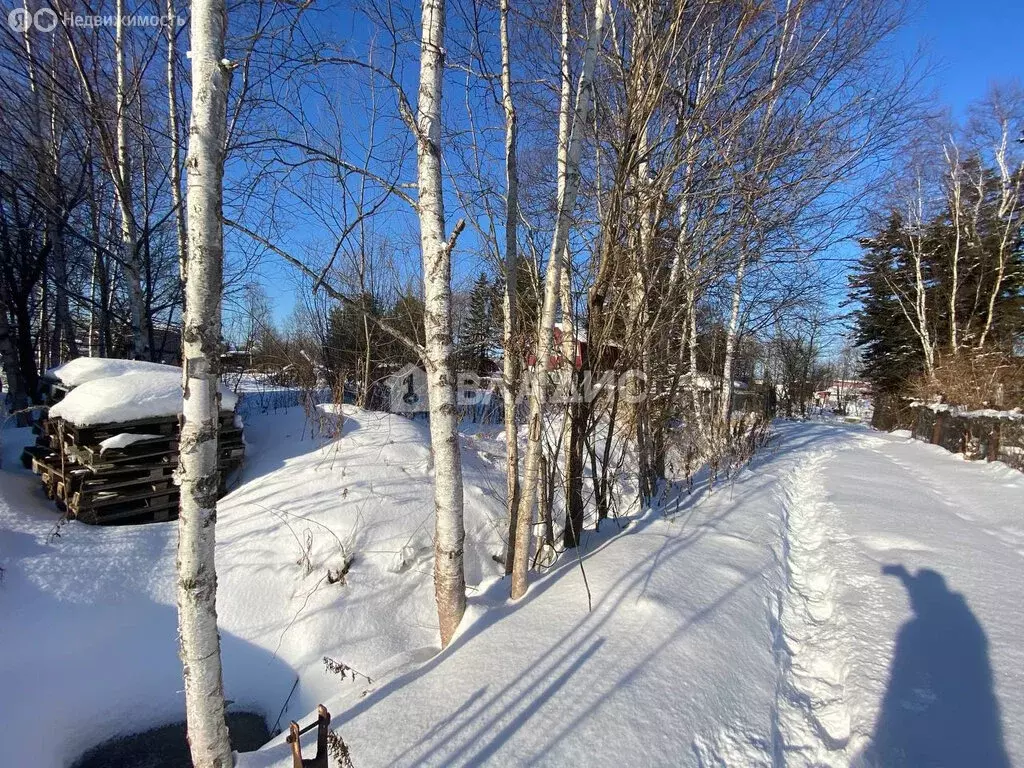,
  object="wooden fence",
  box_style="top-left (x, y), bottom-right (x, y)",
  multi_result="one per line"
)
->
top-left (911, 406), bottom-right (1024, 472)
